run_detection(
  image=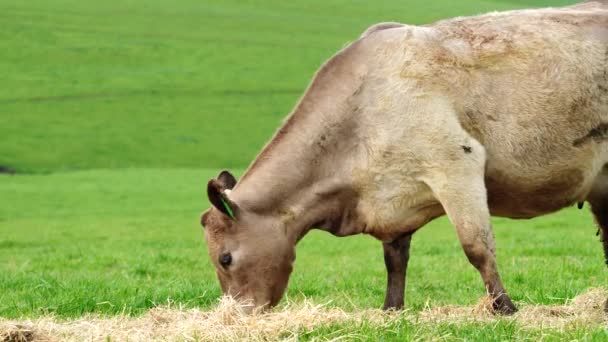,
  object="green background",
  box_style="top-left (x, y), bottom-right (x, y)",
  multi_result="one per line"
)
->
top-left (3, 0), bottom-right (607, 340)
